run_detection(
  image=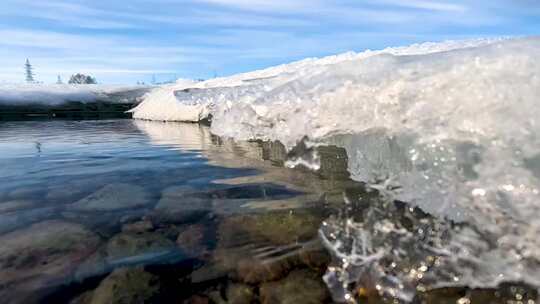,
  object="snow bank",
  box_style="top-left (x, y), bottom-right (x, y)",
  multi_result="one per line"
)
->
top-left (130, 38), bottom-right (502, 123)
top-left (132, 37), bottom-right (540, 300)
top-left (0, 84), bottom-right (148, 106)
top-left (129, 79), bottom-right (204, 121)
